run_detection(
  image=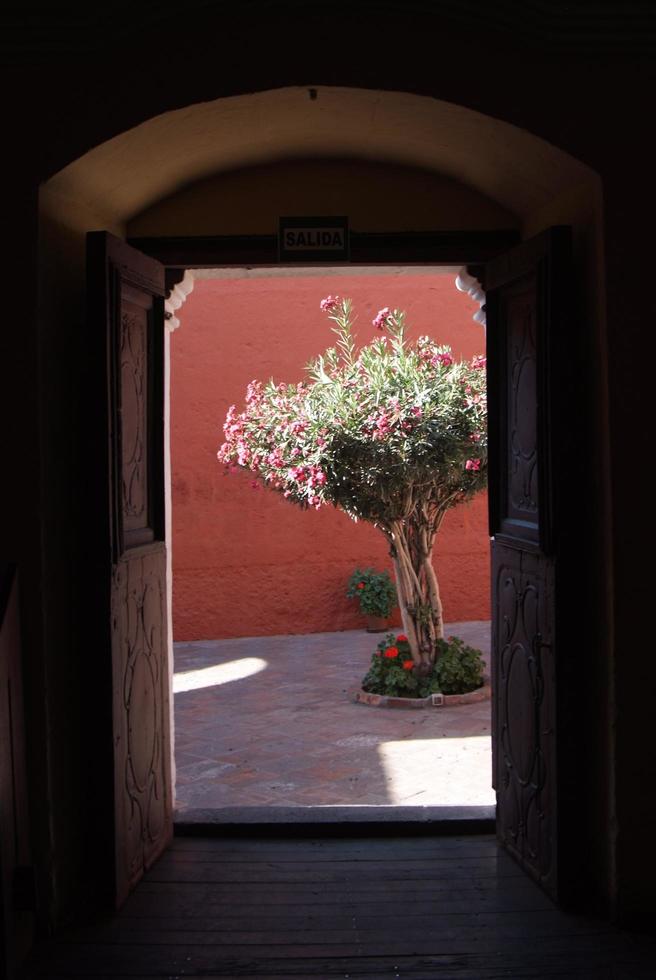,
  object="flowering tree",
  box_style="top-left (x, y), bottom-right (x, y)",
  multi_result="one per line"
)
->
top-left (217, 297), bottom-right (487, 671)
